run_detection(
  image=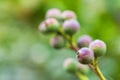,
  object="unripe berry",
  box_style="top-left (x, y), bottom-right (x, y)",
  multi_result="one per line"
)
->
top-left (62, 19), bottom-right (80, 35)
top-left (61, 10), bottom-right (76, 20)
top-left (38, 21), bottom-right (47, 33)
top-left (78, 63), bottom-right (89, 74)
top-left (45, 18), bottom-right (60, 32)
top-left (77, 35), bottom-right (92, 48)
top-left (89, 40), bottom-right (106, 58)
top-left (50, 35), bottom-right (65, 49)
top-left (63, 58), bottom-right (77, 73)
top-left (77, 47), bottom-right (94, 64)
top-left (46, 8), bottom-right (61, 19)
